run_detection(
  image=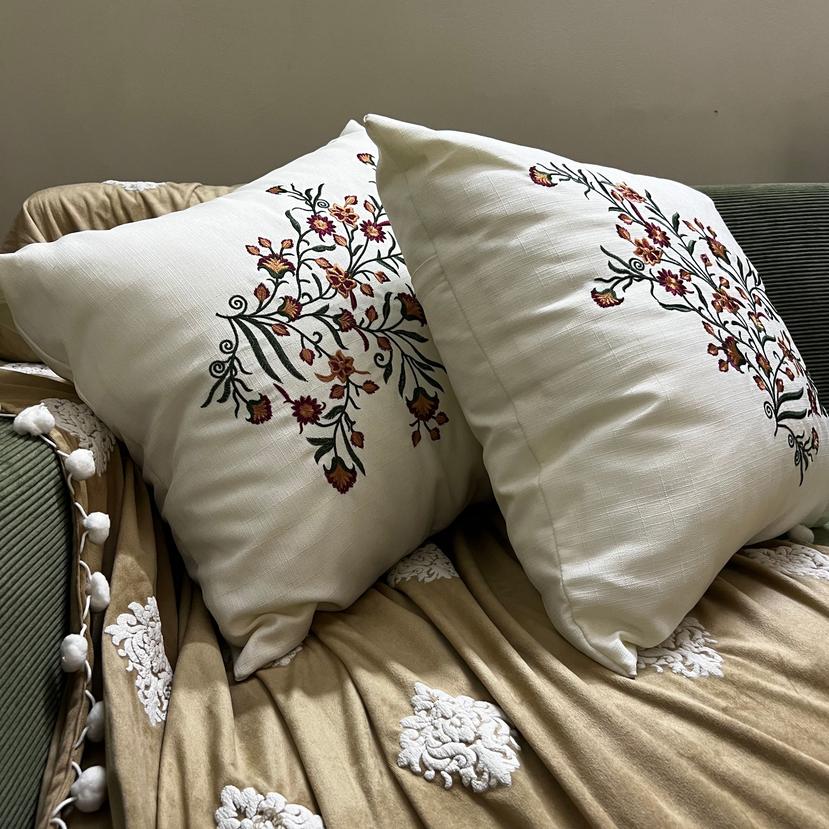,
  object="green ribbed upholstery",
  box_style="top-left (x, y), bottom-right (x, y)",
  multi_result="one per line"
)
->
top-left (701, 184), bottom-right (829, 403)
top-left (0, 417), bottom-right (71, 828)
